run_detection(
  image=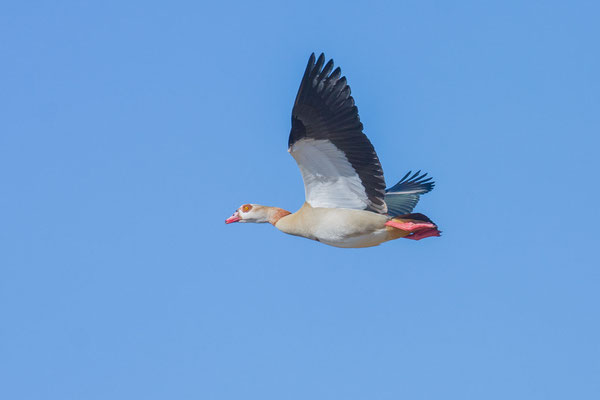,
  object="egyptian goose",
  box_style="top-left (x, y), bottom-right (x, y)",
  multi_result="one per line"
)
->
top-left (226, 53), bottom-right (441, 248)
